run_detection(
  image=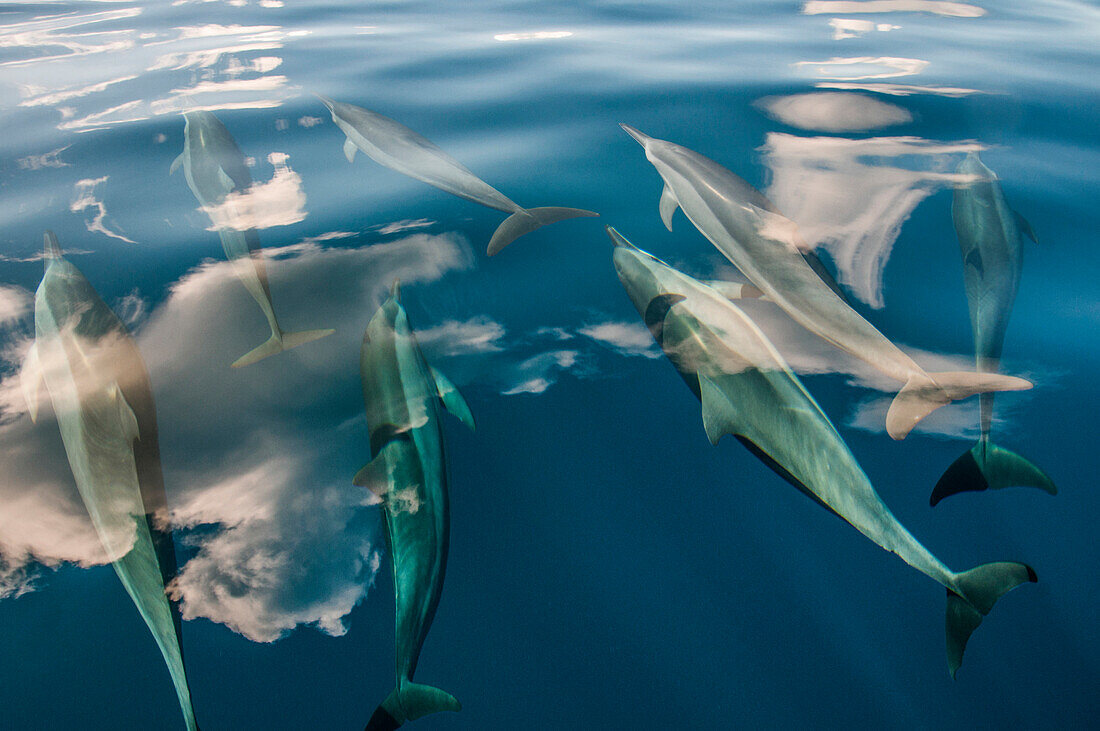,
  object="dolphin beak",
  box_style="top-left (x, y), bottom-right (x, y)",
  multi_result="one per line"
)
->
top-left (390, 279), bottom-right (401, 299)
top-left (605, 226), bottom-right (639, 251)
top-left (314, 93), bottom-right (337, 113)
top-left (620, 124), bottom-right (651, 147)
